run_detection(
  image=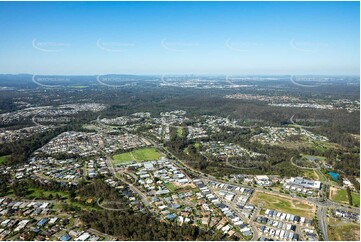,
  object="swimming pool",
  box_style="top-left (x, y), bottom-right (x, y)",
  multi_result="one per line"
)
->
top-left (328, 171), bottom-right (339, 181)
